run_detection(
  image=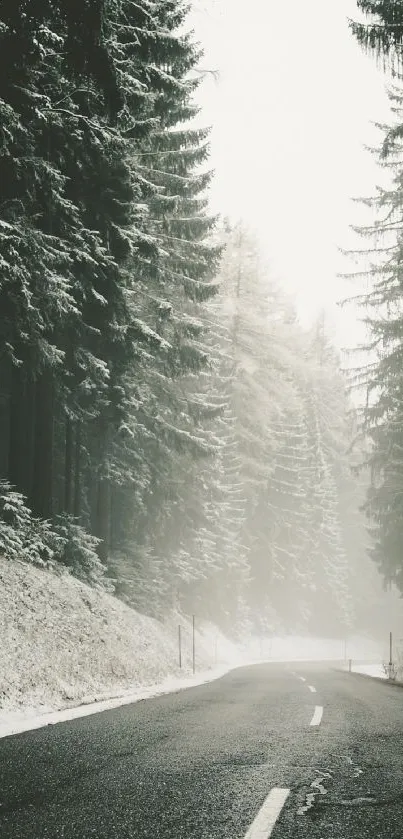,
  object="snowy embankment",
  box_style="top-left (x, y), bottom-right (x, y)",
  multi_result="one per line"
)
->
top-left (0, 558), bottom-right (243, 737)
